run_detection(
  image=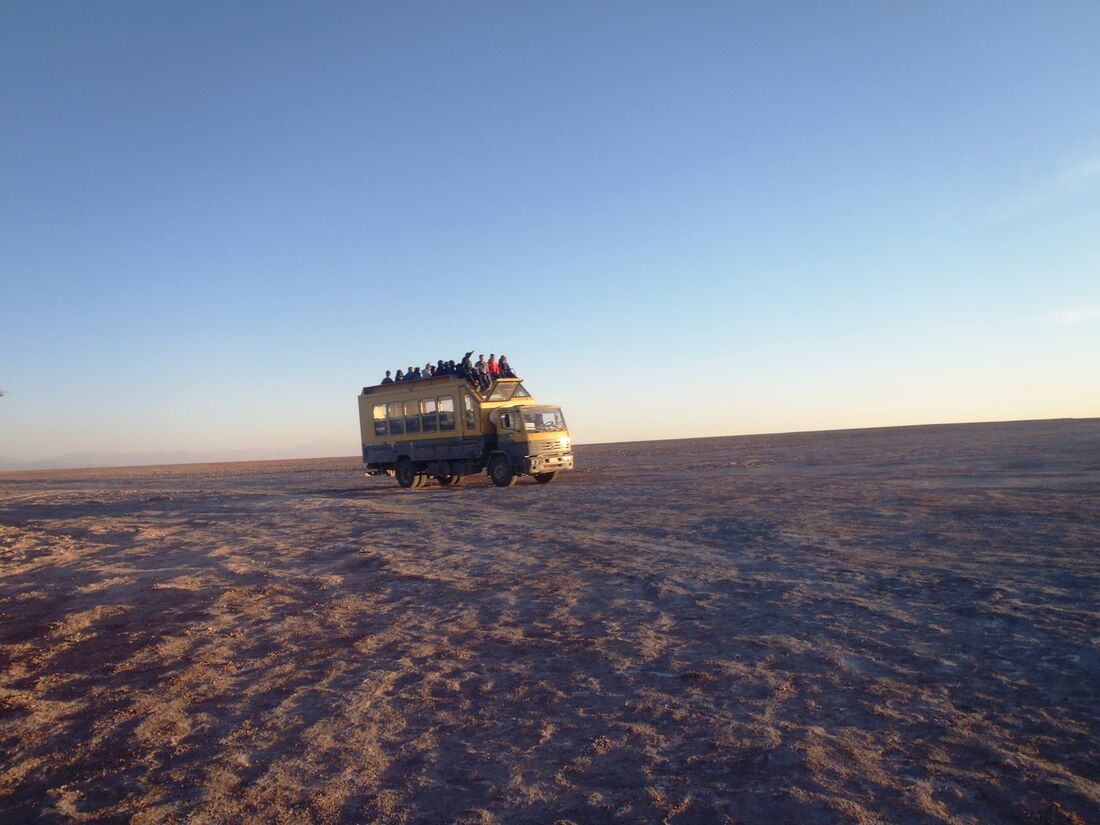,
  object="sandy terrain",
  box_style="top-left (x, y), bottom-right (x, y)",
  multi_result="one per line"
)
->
top-left (1, 419), bottom-right (1098, 824)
